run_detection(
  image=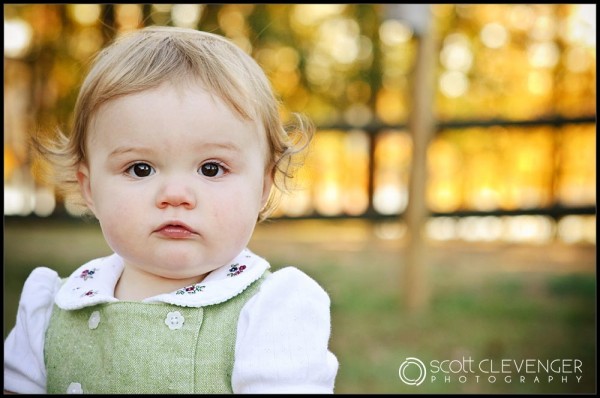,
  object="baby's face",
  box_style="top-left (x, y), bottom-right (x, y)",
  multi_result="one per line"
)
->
top-left (78, 82), bottom-right (272, 280)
